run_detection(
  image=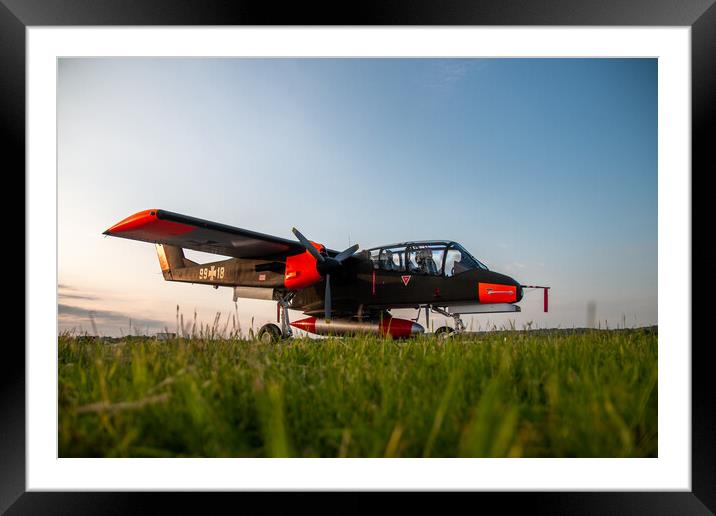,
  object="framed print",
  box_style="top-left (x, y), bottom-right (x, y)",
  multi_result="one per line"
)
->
top-left (5, 0), bottom-right (713, 512)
